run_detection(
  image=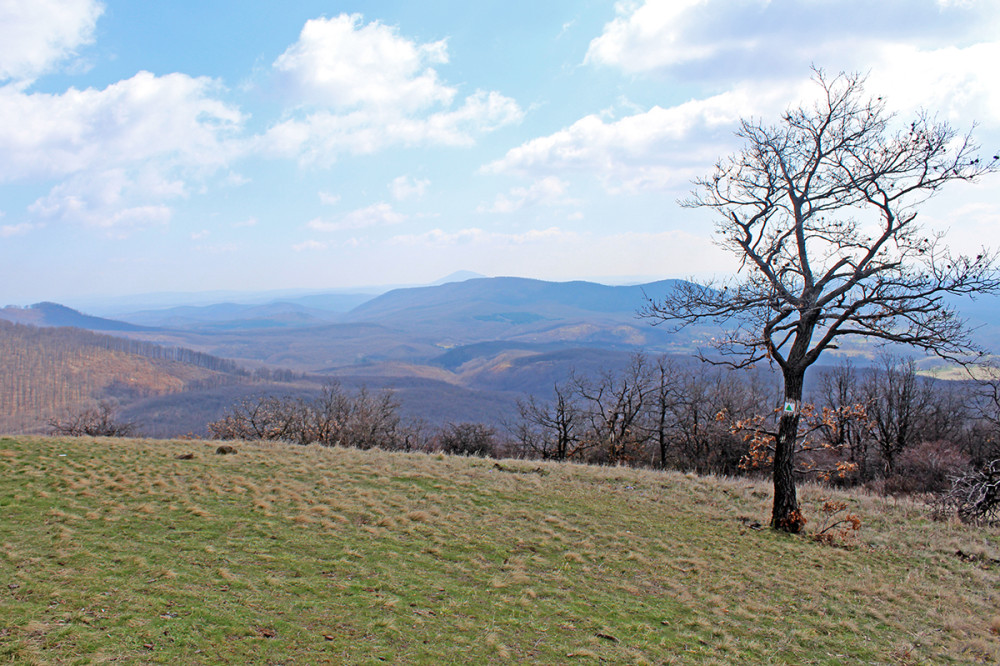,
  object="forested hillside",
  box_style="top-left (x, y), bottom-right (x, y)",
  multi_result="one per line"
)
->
top-left (0, 321), bottom-right (259, 433)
